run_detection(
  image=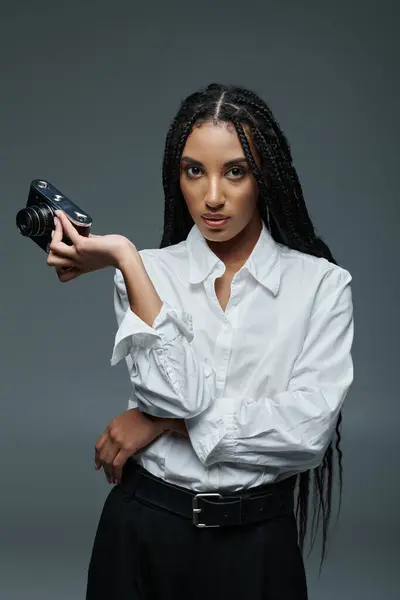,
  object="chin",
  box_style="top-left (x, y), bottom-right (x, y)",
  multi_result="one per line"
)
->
top-left (202, 230), bottom-right (233, 242)
top-left (197, 220), bottom-right (239, 243)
